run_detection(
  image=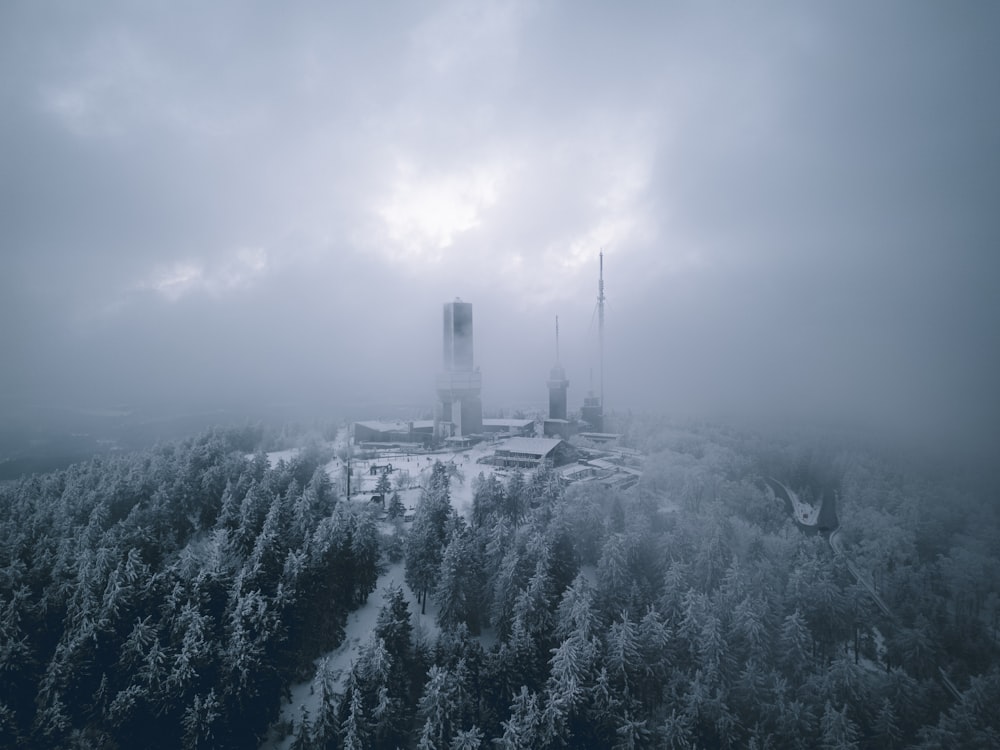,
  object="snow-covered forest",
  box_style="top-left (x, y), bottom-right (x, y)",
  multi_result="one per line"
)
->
top-left (1, 419), bottom-right (998, 748)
